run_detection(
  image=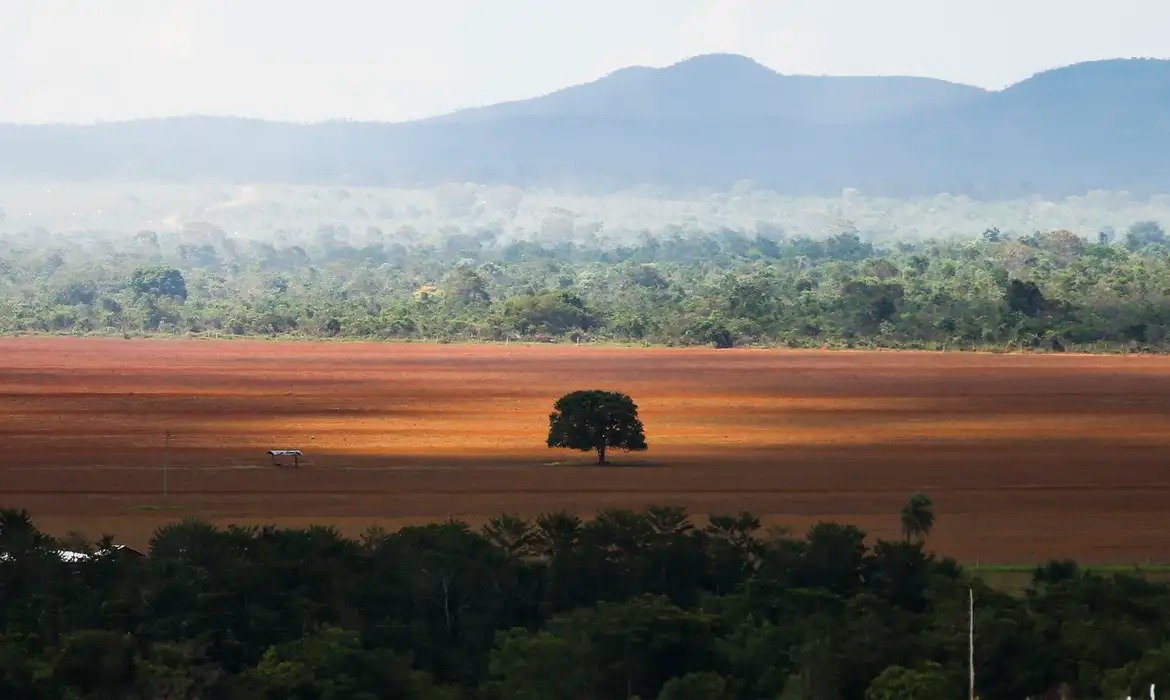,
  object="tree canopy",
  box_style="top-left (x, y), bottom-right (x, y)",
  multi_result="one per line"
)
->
top-left (1, 503), bottom-right (1168, 699)
top-left (1, 220), bottom-right (1170, 350)
top-left (900, 492), bottom-right (935, 543)
top-left (547, 389), bottom-right (648, 465)
top-left (130, 266), bottom-right (188, 300)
